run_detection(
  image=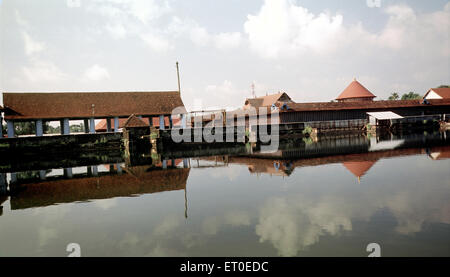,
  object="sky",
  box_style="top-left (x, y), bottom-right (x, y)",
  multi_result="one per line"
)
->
top-left (0, 0), bottom-right (449, 110)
